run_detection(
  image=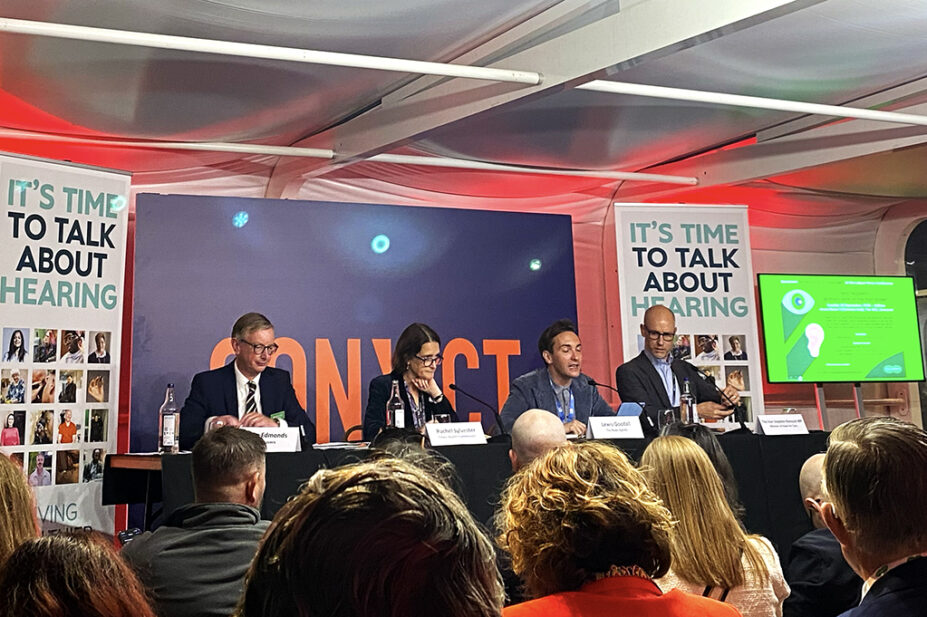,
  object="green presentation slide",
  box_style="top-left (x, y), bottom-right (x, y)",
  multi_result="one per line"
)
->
top-left (758, 274), bottom-right (925, 383)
